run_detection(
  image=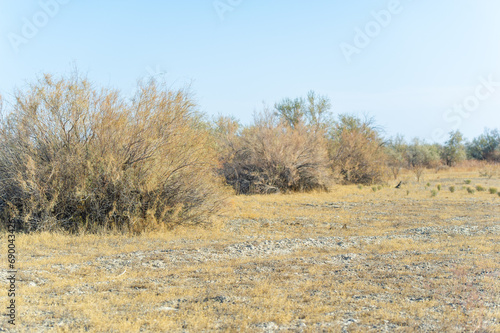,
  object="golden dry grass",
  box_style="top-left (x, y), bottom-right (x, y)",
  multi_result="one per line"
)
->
top-left (1, 166), bottom-right (499, 332)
